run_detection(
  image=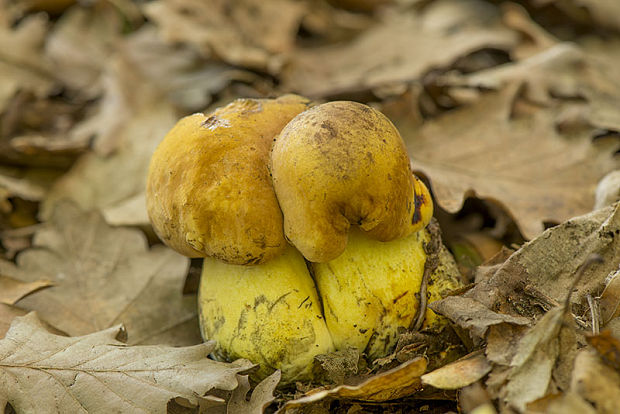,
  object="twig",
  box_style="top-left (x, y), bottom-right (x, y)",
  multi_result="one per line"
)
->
top-left (410, 229), bottom-right (440, 331)
top-left (563, 254), bottom-right (604, 311)
top-left (586, 293), bottom-right (600, 335)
